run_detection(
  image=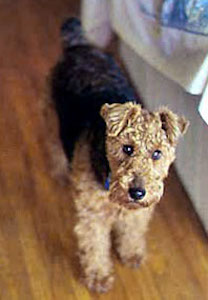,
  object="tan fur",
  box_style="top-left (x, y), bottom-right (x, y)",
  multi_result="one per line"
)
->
top-left (41, 90), bottom-right (70, 184)
top-left (48, 101), bottom-right (189, 293)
